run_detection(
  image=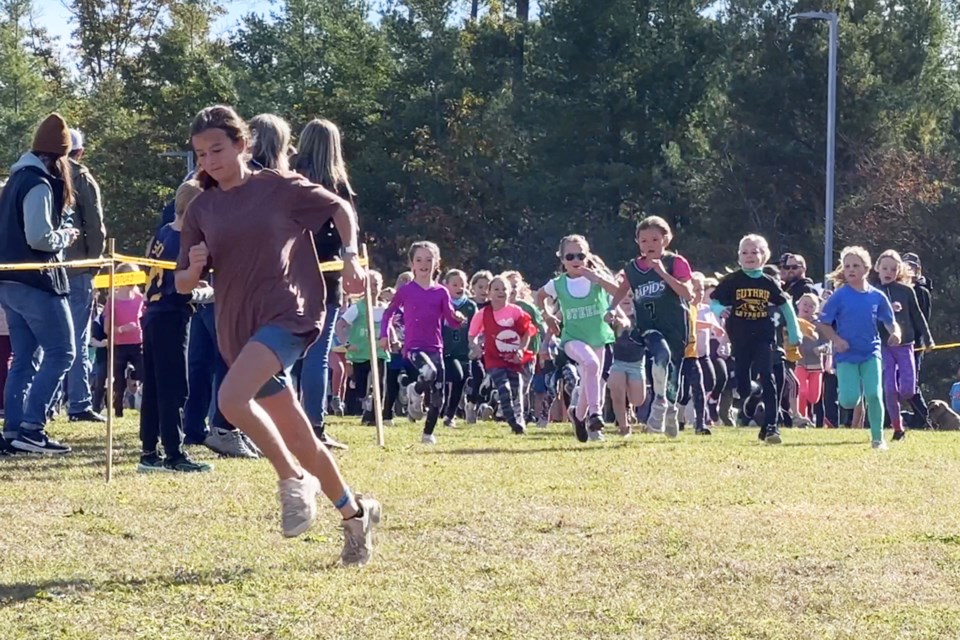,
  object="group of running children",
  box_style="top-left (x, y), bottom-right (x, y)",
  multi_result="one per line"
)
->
top-left (347, 216), bottom-right (932, 451)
